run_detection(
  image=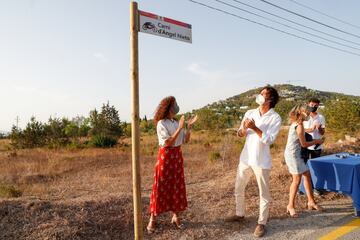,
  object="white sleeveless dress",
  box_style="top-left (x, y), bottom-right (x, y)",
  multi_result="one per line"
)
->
top-left (284, 123), bottom-right (309, 174)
